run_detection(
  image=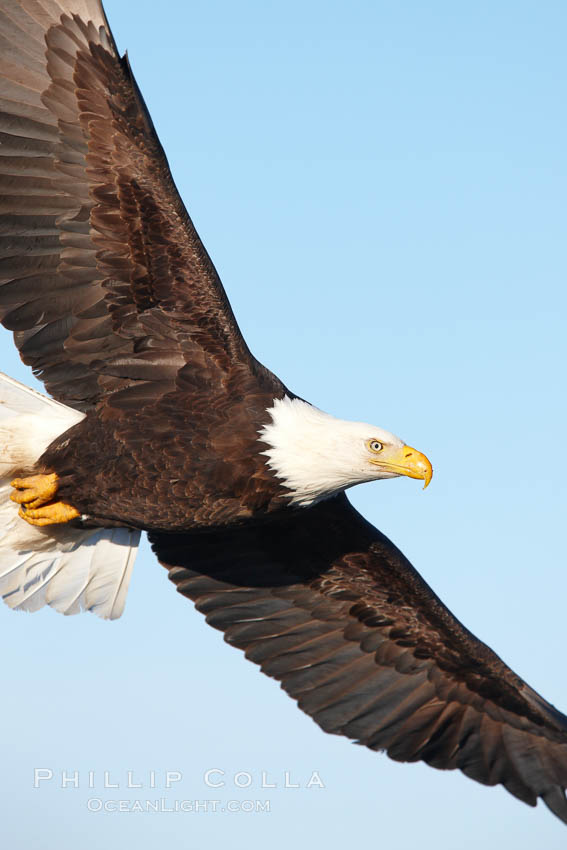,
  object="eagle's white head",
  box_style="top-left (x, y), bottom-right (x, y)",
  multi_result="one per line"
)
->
top-left (259, 396), bottom-right (432, 507)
